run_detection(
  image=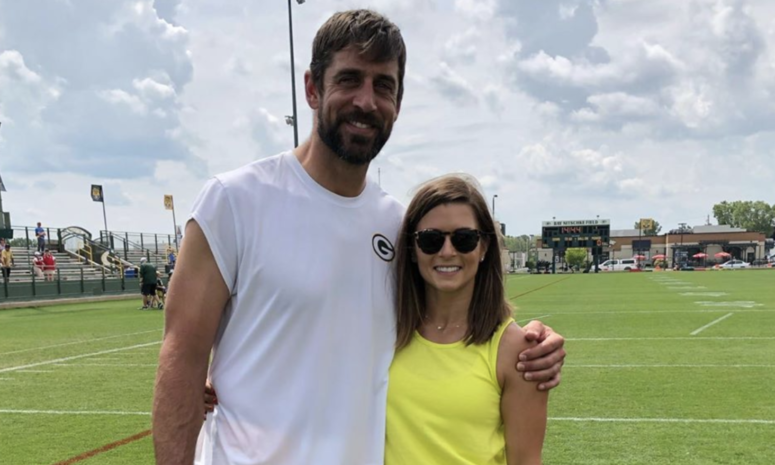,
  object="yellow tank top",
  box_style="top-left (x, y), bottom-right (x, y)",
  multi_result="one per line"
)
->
top-left (385, 319), bottom-right (513, 465)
